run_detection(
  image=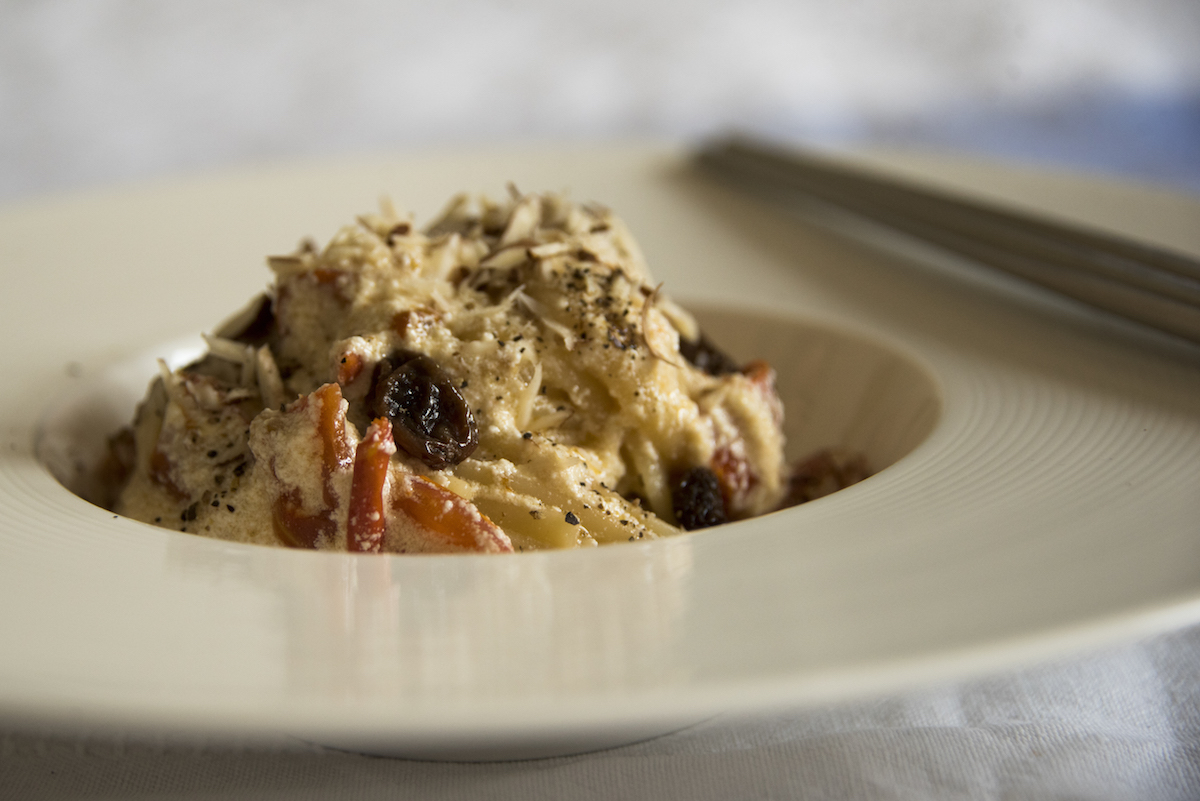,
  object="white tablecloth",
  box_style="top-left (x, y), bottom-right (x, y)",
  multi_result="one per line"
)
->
top-left (4, 625), bottom-right (1198, 800)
